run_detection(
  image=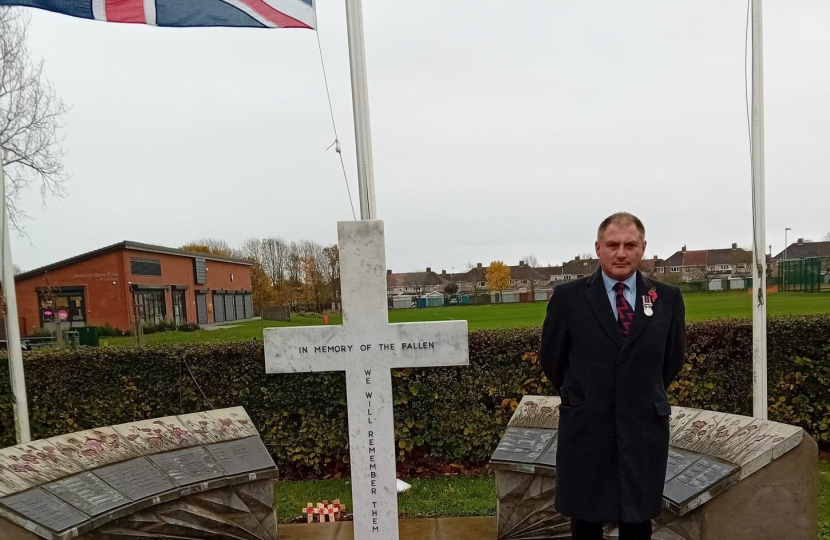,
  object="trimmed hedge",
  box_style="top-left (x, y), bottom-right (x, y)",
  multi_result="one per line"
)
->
top-left (1, 314), bottom-right (829, 477)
